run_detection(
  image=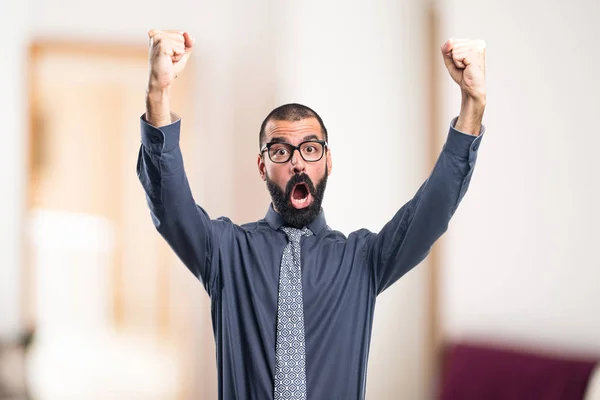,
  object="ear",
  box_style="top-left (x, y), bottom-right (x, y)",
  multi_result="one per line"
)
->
top-left (257, 153), bottom-right (267, 181)
top-left (326, 148), bottom-right (332, 176)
